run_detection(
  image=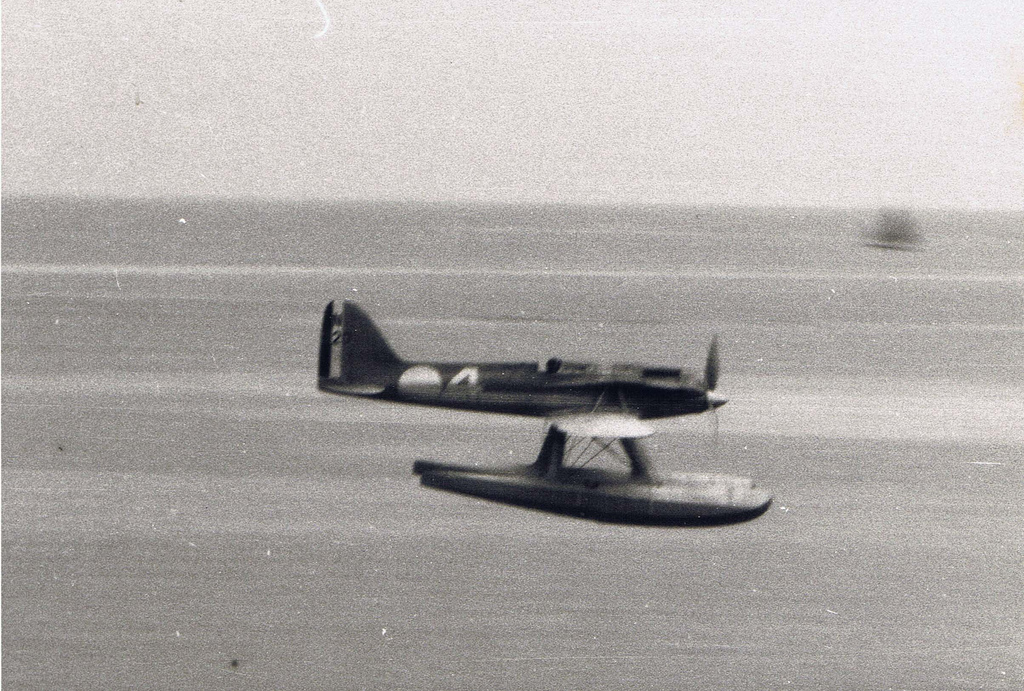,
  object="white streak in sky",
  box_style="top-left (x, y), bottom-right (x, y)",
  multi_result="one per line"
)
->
top-left (313, 0), bottom-right (331, 38)
top-left (3, 264), bottom-right (1023, 284)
